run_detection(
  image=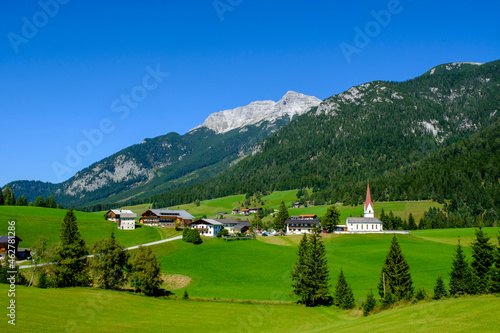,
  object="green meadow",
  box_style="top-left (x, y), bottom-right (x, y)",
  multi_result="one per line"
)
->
top-left (2, 284), bottom-right (499, 332)
top-left (0, 206), bottom-right (163, 248)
